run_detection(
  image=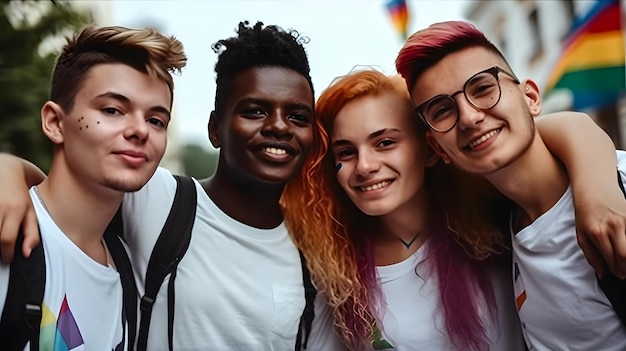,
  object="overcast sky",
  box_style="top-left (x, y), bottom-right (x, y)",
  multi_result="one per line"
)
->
top-left (111, 0), bottom-right (469, 148)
